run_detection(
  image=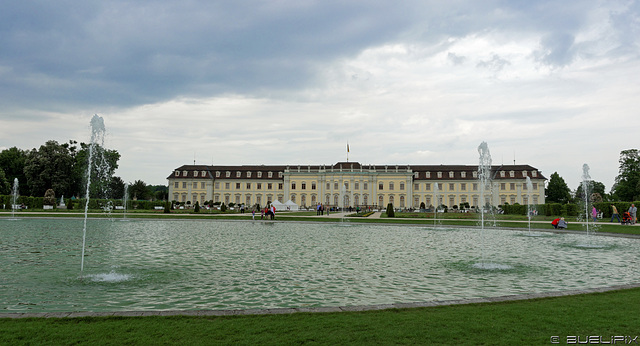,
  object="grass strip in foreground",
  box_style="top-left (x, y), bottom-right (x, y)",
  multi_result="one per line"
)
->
top-left (2, 287), bottom-right (639, 345)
